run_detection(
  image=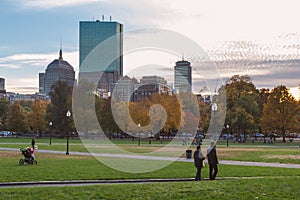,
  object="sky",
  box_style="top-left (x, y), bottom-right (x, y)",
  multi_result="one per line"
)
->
top-left (1, 0), bottom-right (300, 97)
